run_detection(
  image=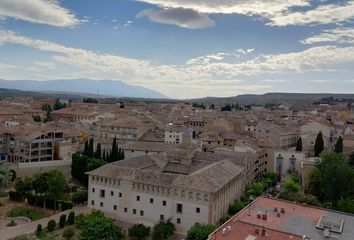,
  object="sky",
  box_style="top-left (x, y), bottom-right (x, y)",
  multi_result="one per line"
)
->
top-left (0, 0), bottom-right (354, 99)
